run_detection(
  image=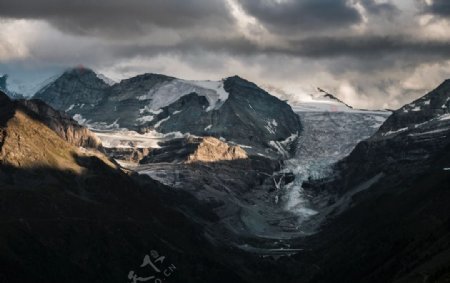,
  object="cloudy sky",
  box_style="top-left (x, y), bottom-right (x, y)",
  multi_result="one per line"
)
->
top-left (1, 0), bottom-right (450, 109)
